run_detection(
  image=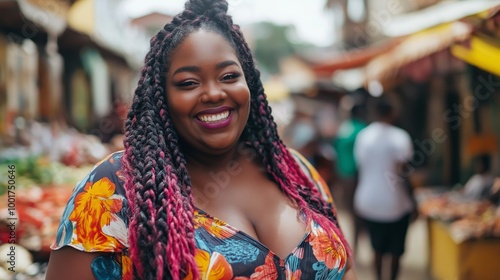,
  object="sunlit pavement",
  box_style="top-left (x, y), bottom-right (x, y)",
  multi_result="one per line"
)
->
top-left (337, 210), bottom-right (432, 280)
